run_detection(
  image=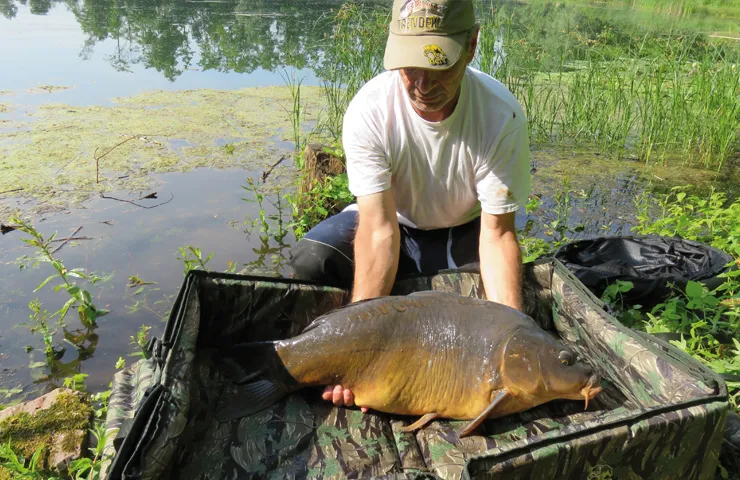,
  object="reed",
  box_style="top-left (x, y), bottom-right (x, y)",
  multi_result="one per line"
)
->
top-left (475, 0), bottom-right (739, 170)
top-left (315, 4), bottom-right (389, 143)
